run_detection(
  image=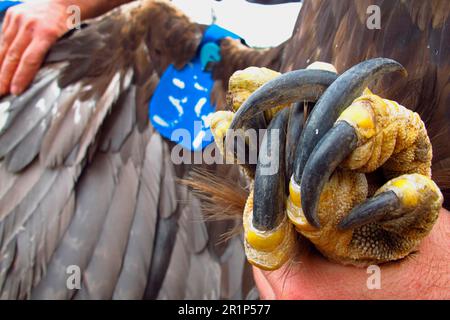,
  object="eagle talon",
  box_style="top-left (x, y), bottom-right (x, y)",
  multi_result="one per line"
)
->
top-left (243, 189), bottom-right (297, 271)
top-left (300, 82), bottom-right (434, 225)
top-left (299, 120), bottom-right (359, 228)
top-left (228, 68), bottom-right (338, 133)
top-left (289, 58), bottom-right (442, 265)
top-left (213, 60), bottom-right (442, 269)
top-left (339, 174), bottom-right (443, 231)
top-left (338, 191), bottom-right (400, 230)
top-left (252, 109), bottom-right (289, 230)
top-left (293, 58), bottom-right (407, 193)
top-left (239, 83), bottom-right (303, 271)
top-left (287, 176), bottom-right (319, 232)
